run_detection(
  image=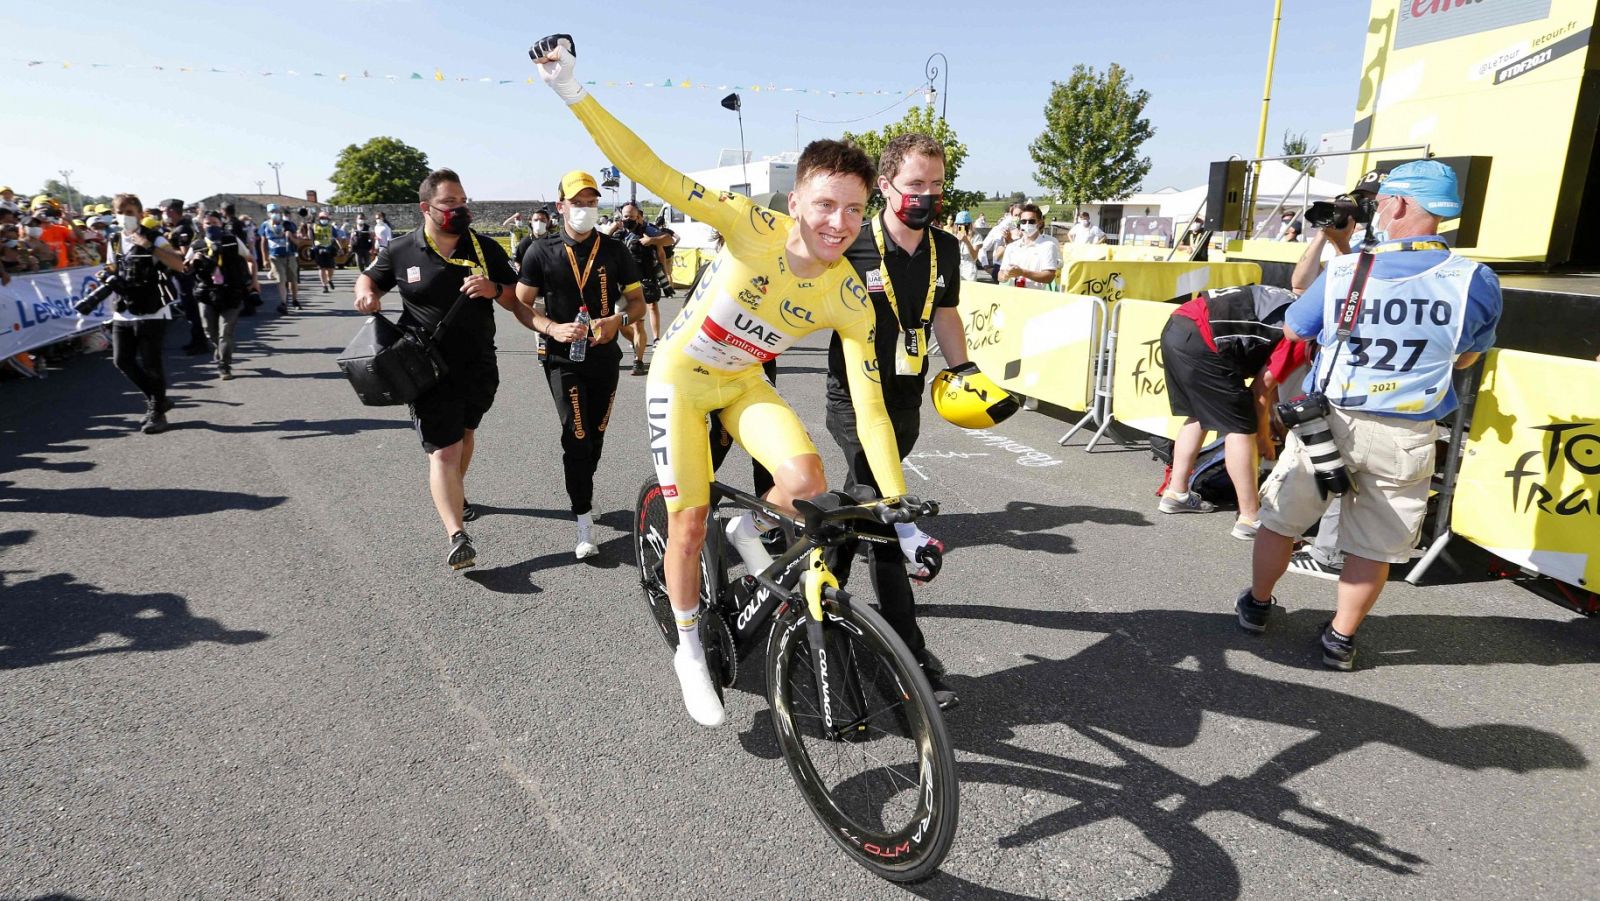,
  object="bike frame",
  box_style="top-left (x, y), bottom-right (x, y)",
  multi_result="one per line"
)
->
top-left (703, 480), bottom-right (893, 739)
